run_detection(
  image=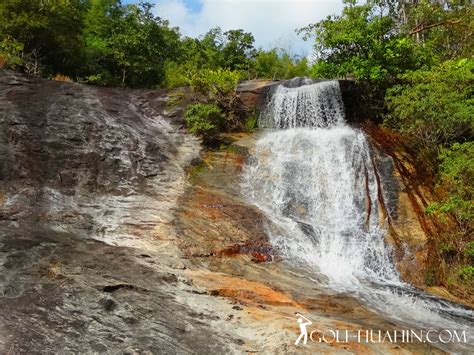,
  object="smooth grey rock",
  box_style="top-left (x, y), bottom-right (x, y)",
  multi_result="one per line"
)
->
top-left (0, 71), bottom-right (243, 353)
